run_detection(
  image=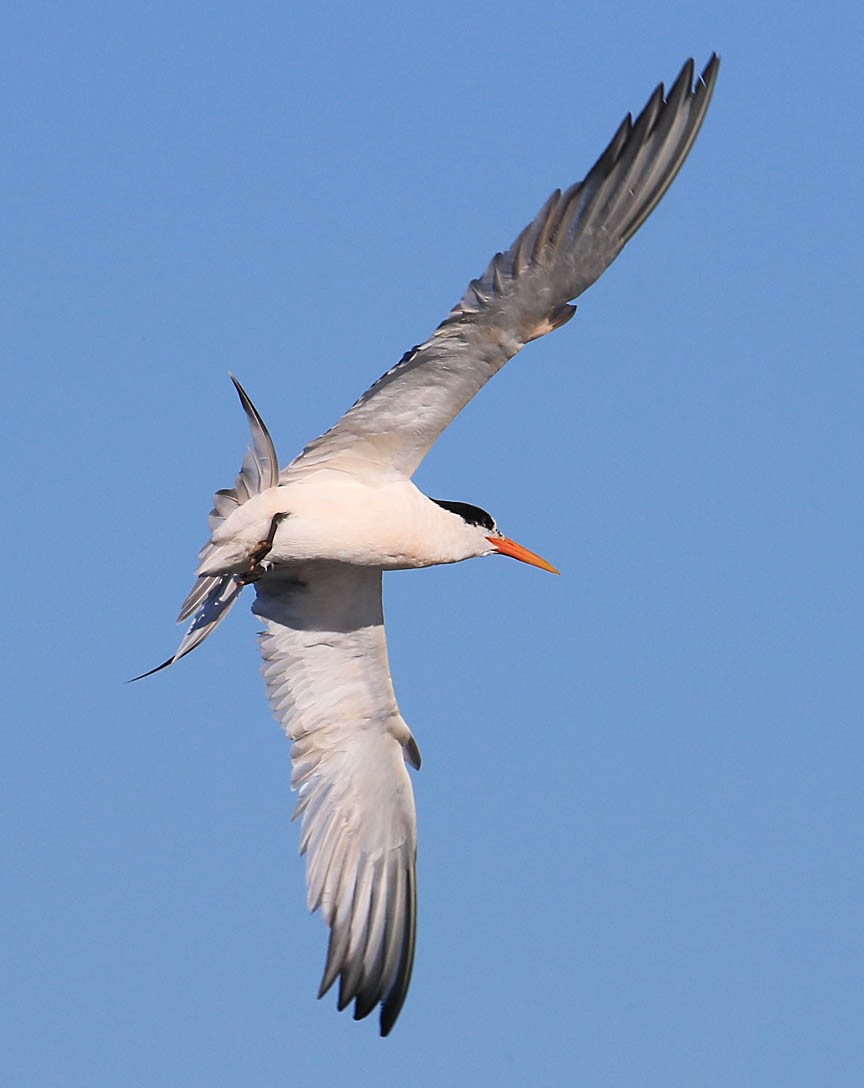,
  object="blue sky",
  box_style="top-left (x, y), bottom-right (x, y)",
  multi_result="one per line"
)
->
top-left (3, 2), bottom-right (862, 1085)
